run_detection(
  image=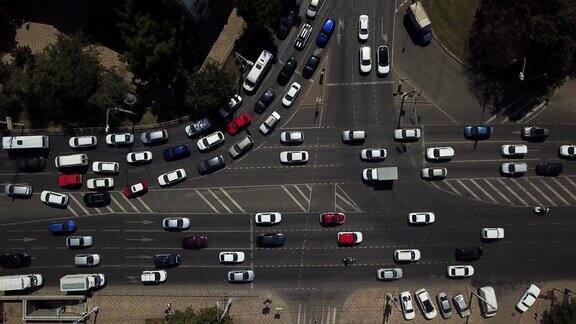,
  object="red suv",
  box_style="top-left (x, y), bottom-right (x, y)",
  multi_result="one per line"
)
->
top-left (320, 212), bottom-right (346, 226)
top-left (226, 112), bottom-right (253, 135)
top-left (58, 174), bottom-right (82, 188)
top-left (182, 235), bottom-right (209, 249)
